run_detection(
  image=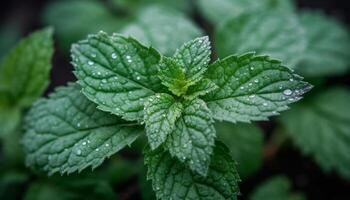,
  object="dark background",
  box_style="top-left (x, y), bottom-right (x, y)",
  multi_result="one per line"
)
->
top-left (0, 0), bottom-right (349, 199)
